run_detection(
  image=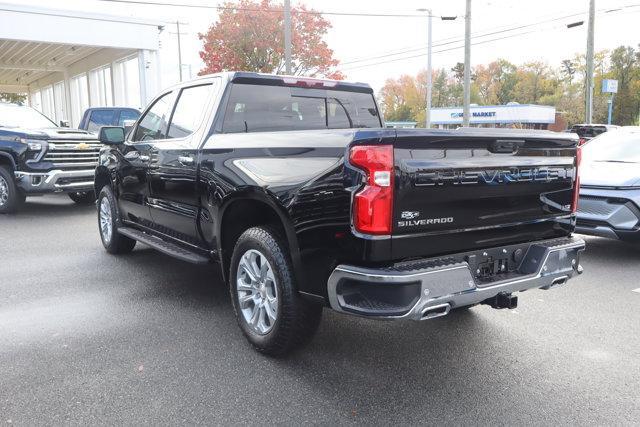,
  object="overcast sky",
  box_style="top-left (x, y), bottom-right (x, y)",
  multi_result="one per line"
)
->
top-left (15, 0), bottom-right (640, 91)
